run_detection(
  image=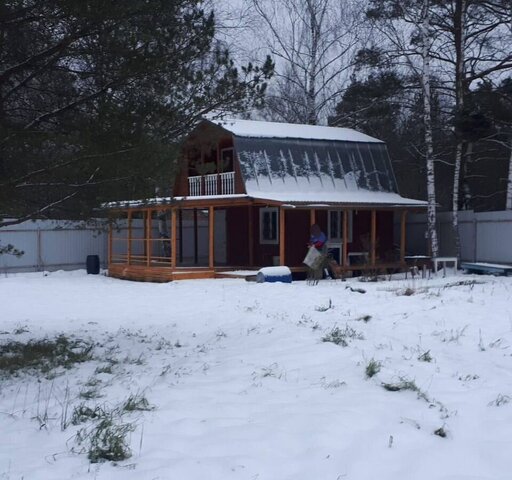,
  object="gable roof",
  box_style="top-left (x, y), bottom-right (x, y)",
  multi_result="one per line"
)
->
top-left (232, 134), bottom-right (402, 198)
top-left (185, 118), bottom-right (428, 208)
top-left (211, 118), bottom-right (383, 143)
